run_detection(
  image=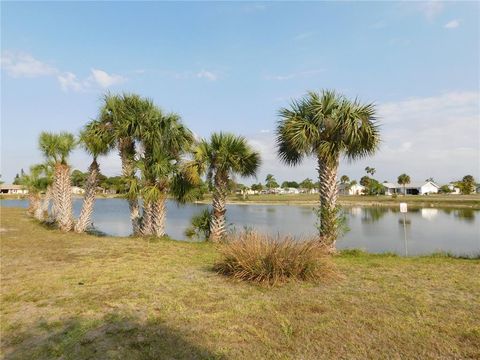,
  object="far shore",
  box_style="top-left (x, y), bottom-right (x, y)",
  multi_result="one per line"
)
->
top-left (2, 193), bottom-right (479, 209)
